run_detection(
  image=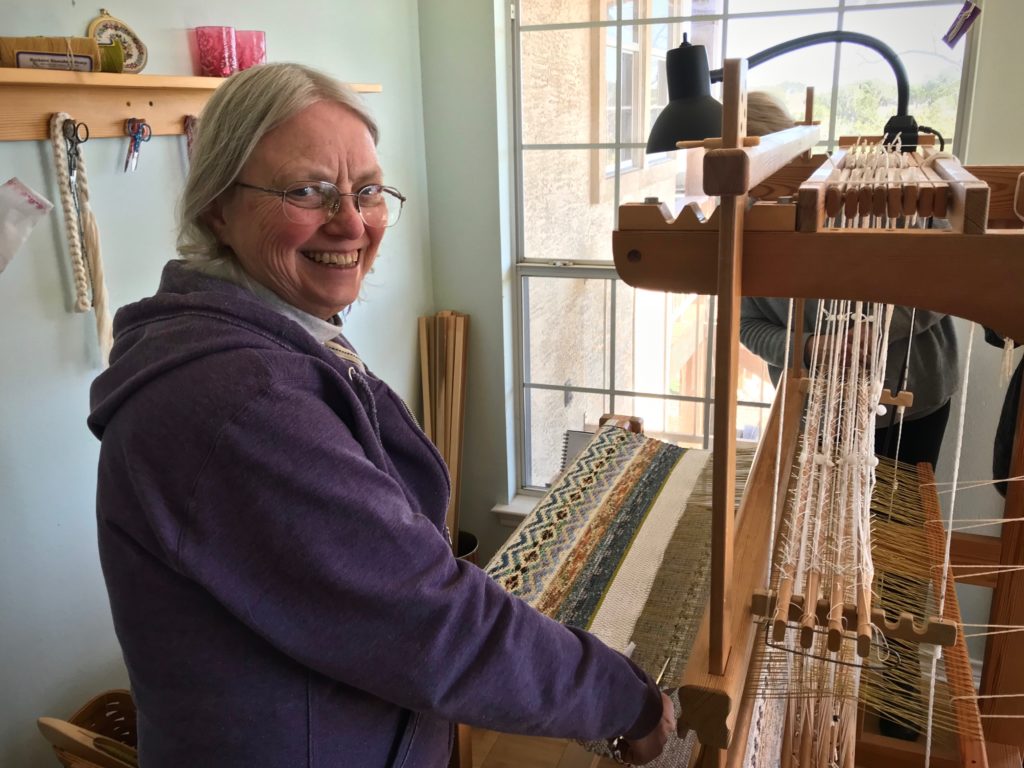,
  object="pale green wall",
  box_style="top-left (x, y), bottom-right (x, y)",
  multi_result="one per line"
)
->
top-left (0, 2), bottom-right (434, 766)
top-left (418, 0), bottom-right (518, 558)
